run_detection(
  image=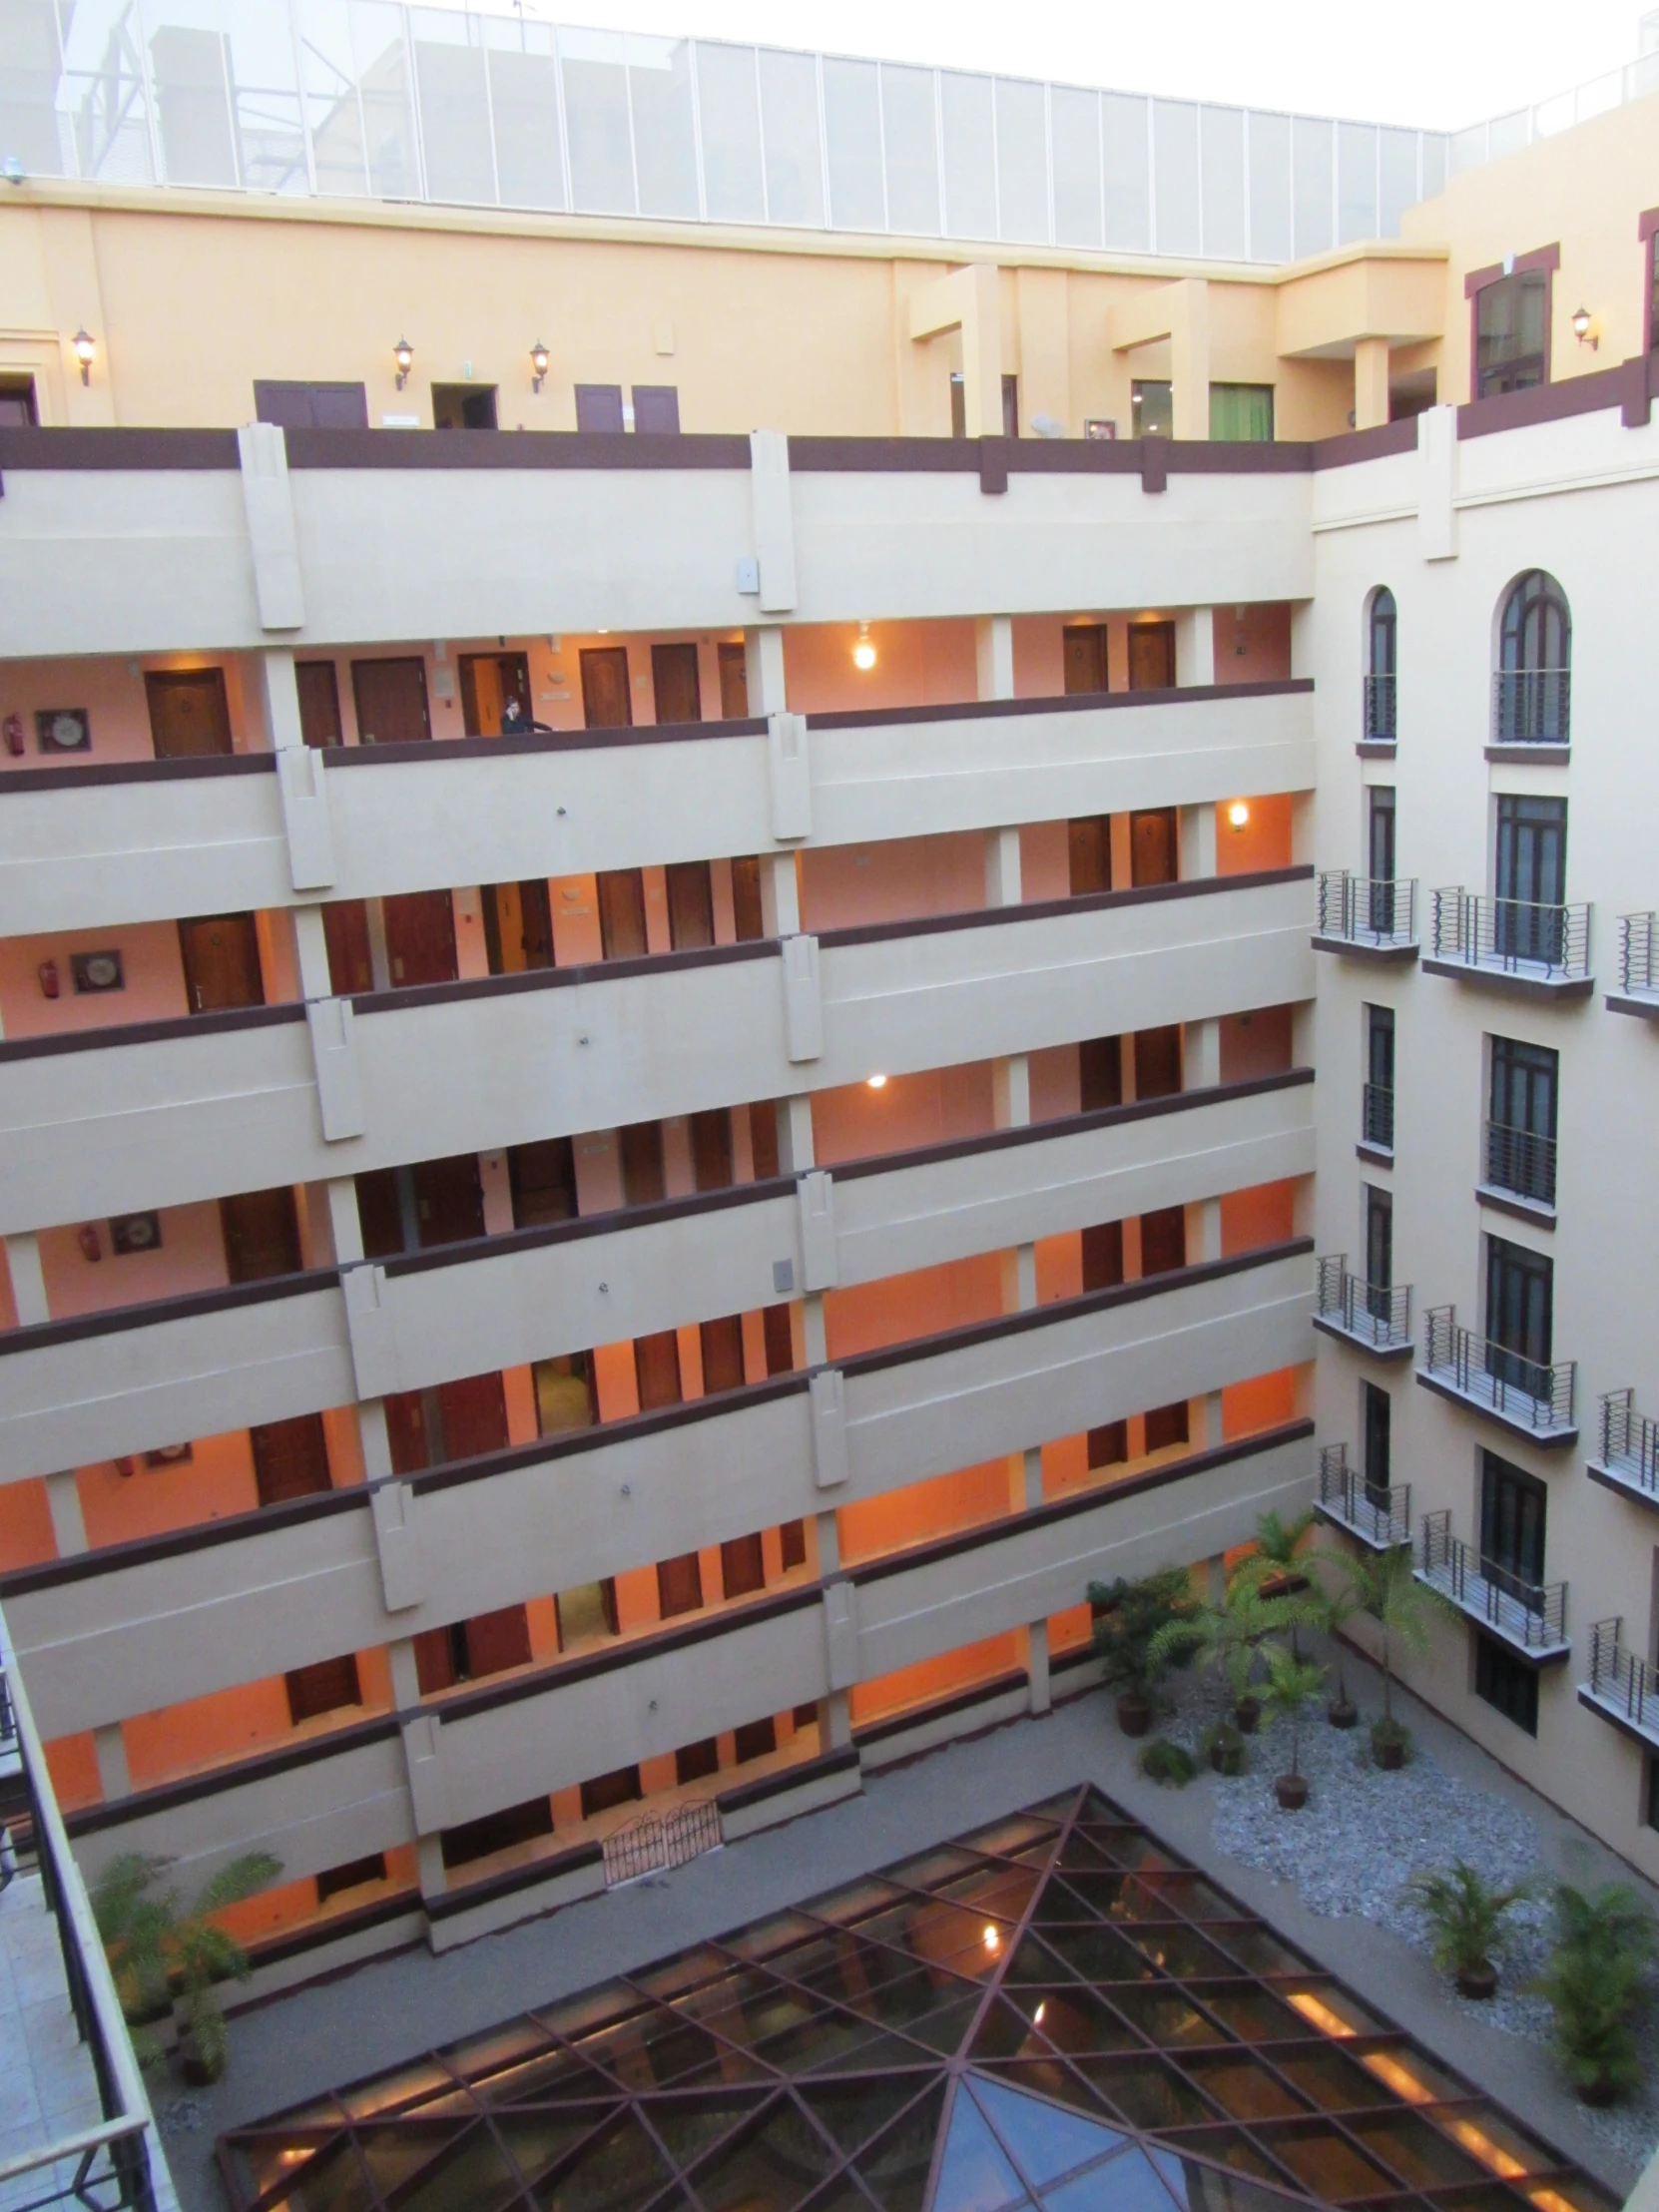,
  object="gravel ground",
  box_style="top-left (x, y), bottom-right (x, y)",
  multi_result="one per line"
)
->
top-left (1143, 1667), bottom-right (1659, 2176)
